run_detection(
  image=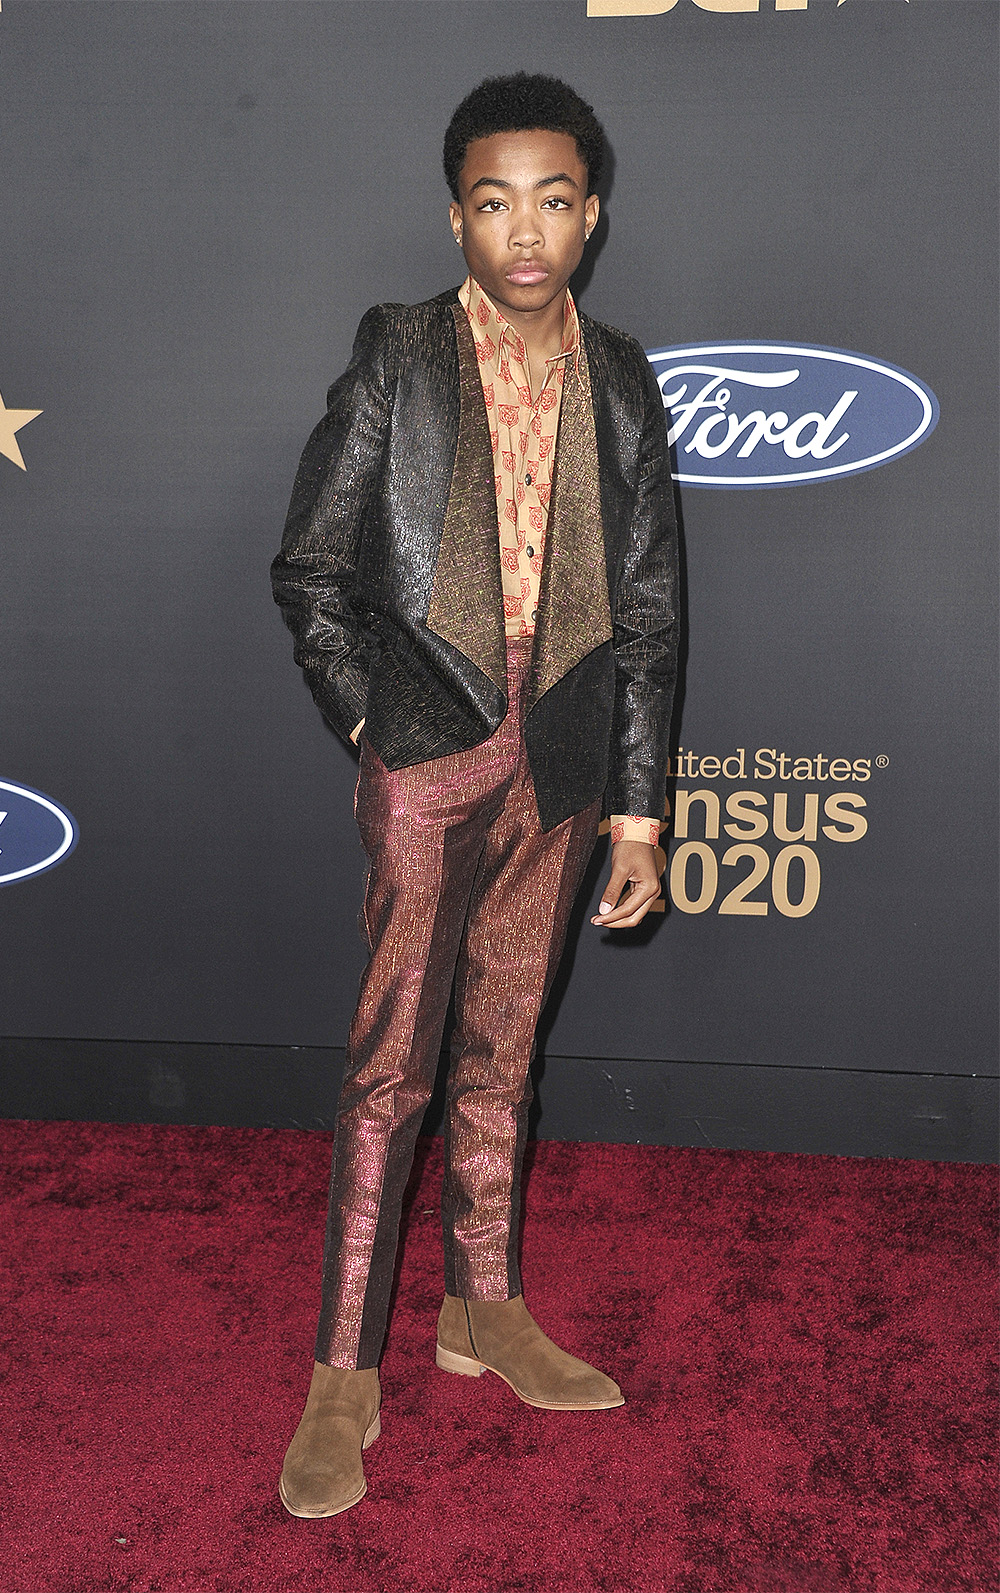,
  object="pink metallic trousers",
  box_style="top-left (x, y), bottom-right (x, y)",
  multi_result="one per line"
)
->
top-left (315, 637), bottom-right (601, 1368)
